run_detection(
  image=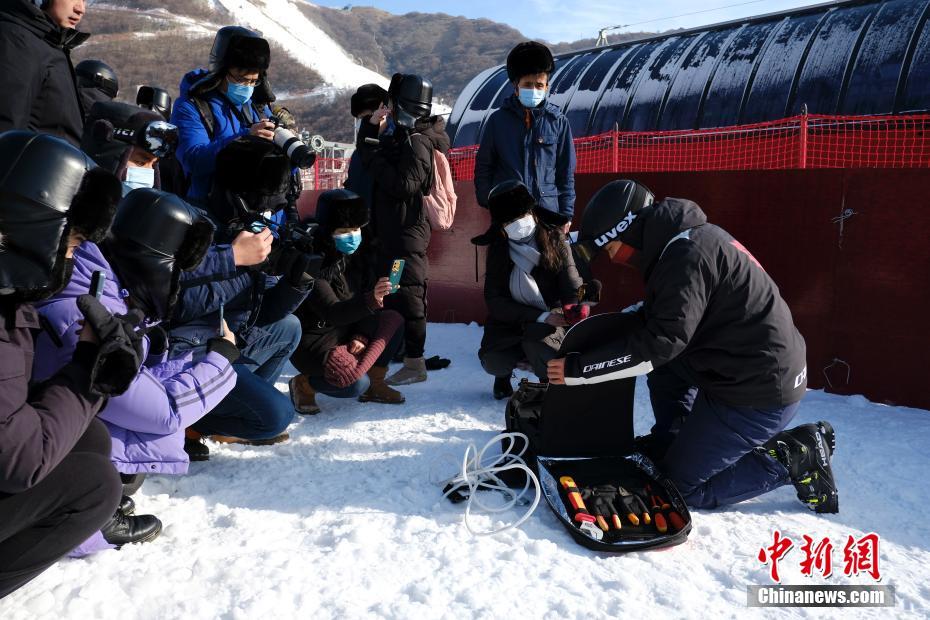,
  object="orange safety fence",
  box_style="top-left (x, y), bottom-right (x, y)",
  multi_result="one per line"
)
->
top-left (301, 114), bottom-right (930, 189)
